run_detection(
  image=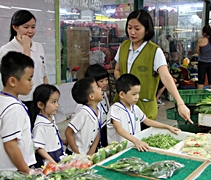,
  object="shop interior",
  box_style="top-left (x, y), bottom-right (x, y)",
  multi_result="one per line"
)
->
top-left (0, 0), bottom-right (211, 179)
